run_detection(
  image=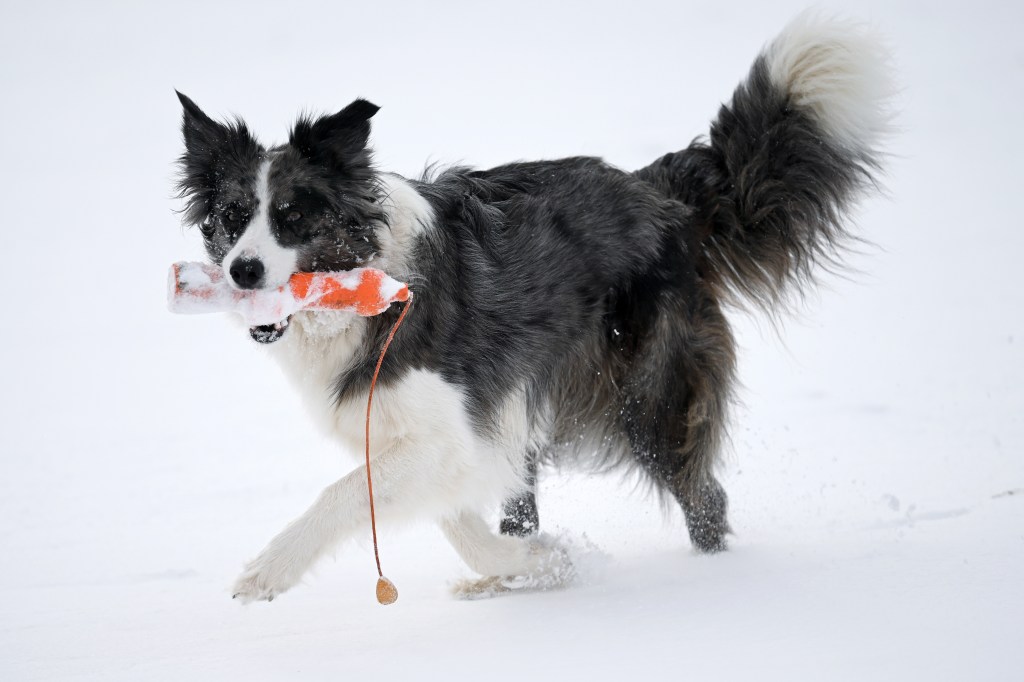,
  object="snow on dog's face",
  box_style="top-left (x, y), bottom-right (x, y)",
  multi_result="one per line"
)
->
top-left (175, 92), bottom-right (386, 342)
